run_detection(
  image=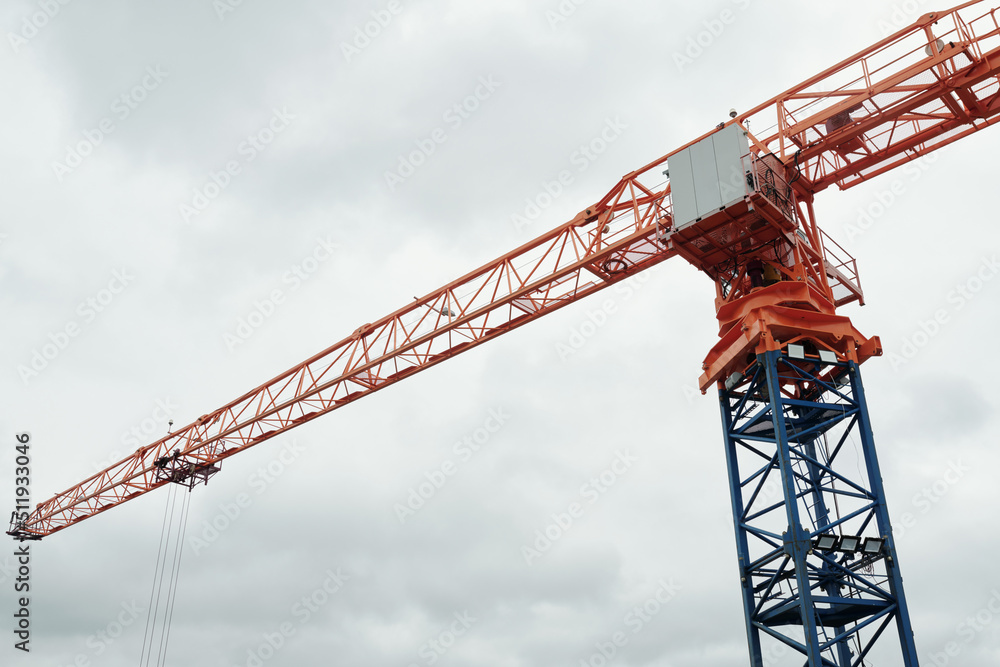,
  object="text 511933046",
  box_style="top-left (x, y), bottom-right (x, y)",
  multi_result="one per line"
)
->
top-left (11, 432), bottom-right (32, 652)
